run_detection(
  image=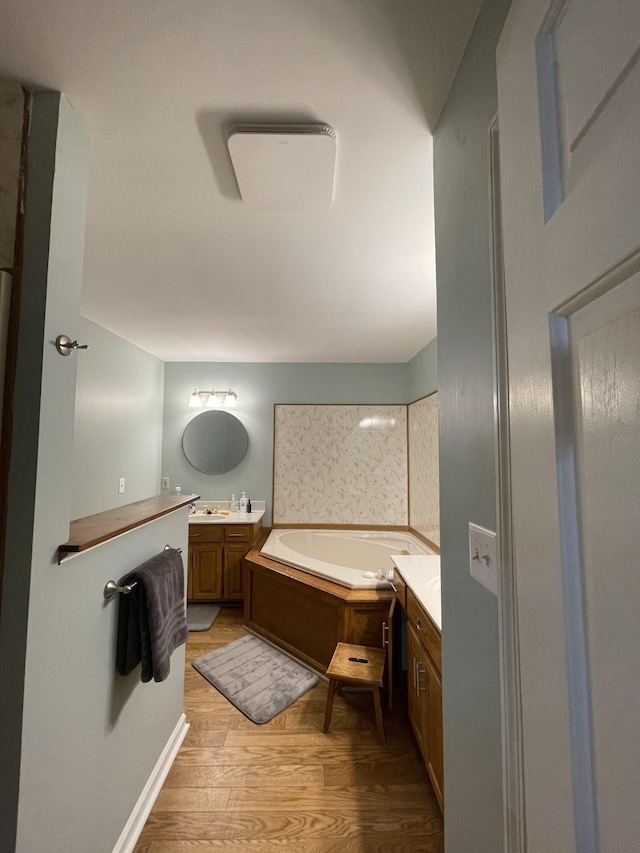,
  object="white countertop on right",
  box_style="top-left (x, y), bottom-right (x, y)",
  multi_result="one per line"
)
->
top-left (391, 554), bottom-right (441, 630)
